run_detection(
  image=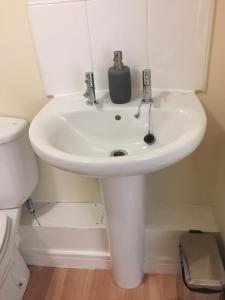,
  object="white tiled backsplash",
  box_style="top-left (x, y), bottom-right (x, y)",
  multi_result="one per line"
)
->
top-left (27, 0), bottom-right (214, 96)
